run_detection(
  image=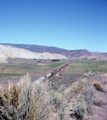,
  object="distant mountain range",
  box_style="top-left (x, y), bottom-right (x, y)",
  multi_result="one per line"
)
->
top-left (0, 43), bottom-right (107, 61)
top-left (0, 43), bottom-right (92, 57)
